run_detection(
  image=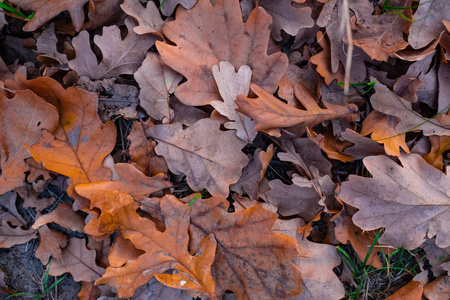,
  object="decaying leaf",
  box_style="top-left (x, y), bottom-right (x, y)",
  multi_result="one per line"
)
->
top-left (211, 61), bottom-right (257, 143)
top-left (189, 196), bottom-right (302, 299)
top-left (147, 118), bottom-right (249, 197)
top-left (69, 18), bottom-right (156, 80)
top-left (121, 0), bottom-right (165, 37)
top-left (35, 225), bottom-right (68, 265)
top-left (339, 153), bottom-right (450, 249)
top-left (32, 203), bottom-right (86, 233)
top-left (156, 0), bottom-right (288, 106)
top-left (0, 221), bottom-right (37, 248)
top-left (236, 83), bottom-right (358, 136)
